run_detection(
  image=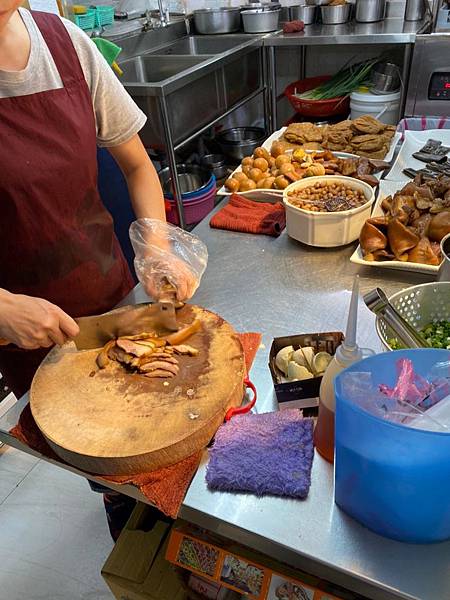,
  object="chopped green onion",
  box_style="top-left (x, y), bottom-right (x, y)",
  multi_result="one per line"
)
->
top-left (389, 320), bottom-right (450, 350)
